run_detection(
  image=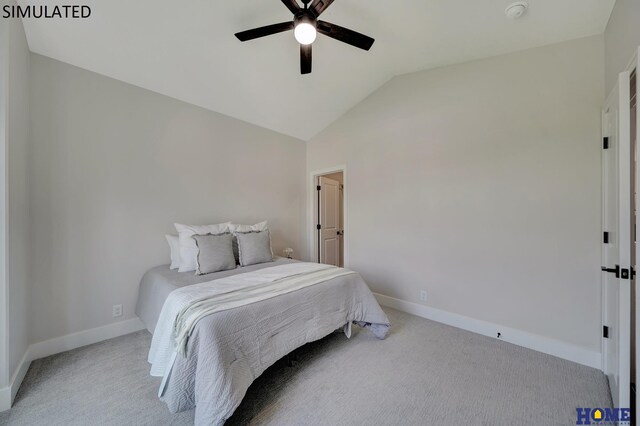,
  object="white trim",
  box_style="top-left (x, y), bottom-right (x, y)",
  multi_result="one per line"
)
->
top-left (601, 94), bottom-right (608, 373)
top-left (374, 293), bottom-right (602, 370)
top-left (616, 70), bottom-right (632, 409)
top-left (28, 317), bottom-right (145, 361)
top-left (634, 45), bottom-right (640, 422)
top-left (308, 165), bottom-right (348, 267)
top-left (0, 388), bottom-right (8, 413)
top-left (0, 317), bottom-right (145, 412)
top-left (0, 19), bottom-right (9, 414)
top-left (0, 346), bottom-right (31, 411)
